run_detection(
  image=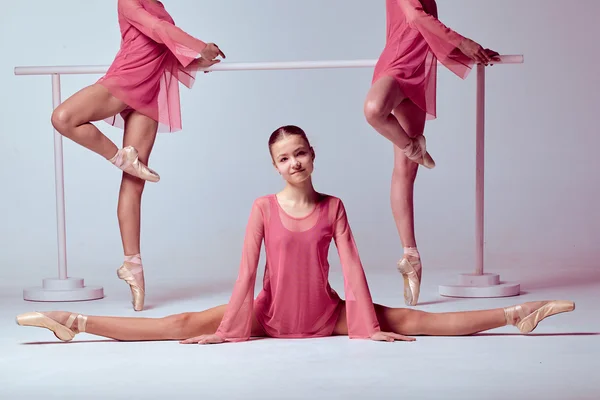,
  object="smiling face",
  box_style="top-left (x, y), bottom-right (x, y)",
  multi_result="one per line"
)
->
top-left (269, 128), bottom-right (315, 185)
